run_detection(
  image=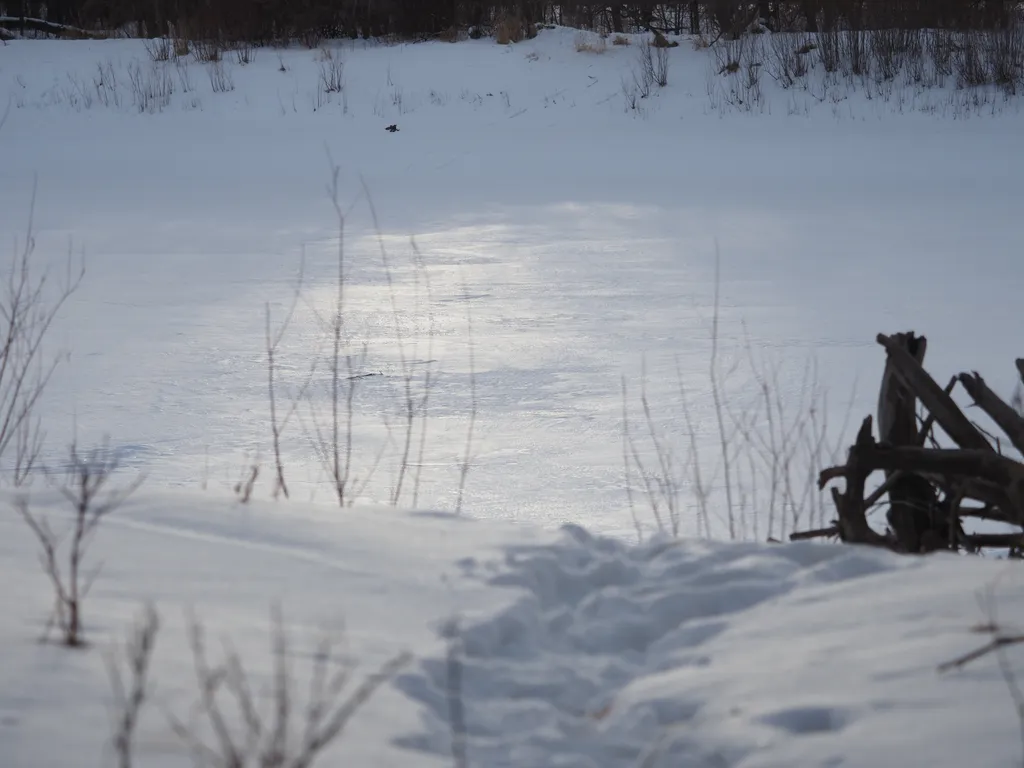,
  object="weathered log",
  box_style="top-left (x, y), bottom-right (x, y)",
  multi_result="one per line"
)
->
top-left (0, 16), bottom-right (104, 38)
top-left (878, 331), bottom-right (927, 447)
top-left (823, 416), bottom-right (888, 546)
top-left (877, 332), bottom-right (941, 552)
top-left (916, 376), bottom-right (957, 446)
top-left (956, 371), bottom-right (1024, 456)
top-left (876, 333), bottom-right (991, 452)
top-left (790, 525), bottom-right (839, 541)
top-left (857, 445), bottom-right (1023, 488)
top-left (961, 533), bottom-right (1024, 549)
top-left (817, 335), bottom-right (1024, 555)
top-left (854, 444), bottom-right (1024, 525)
